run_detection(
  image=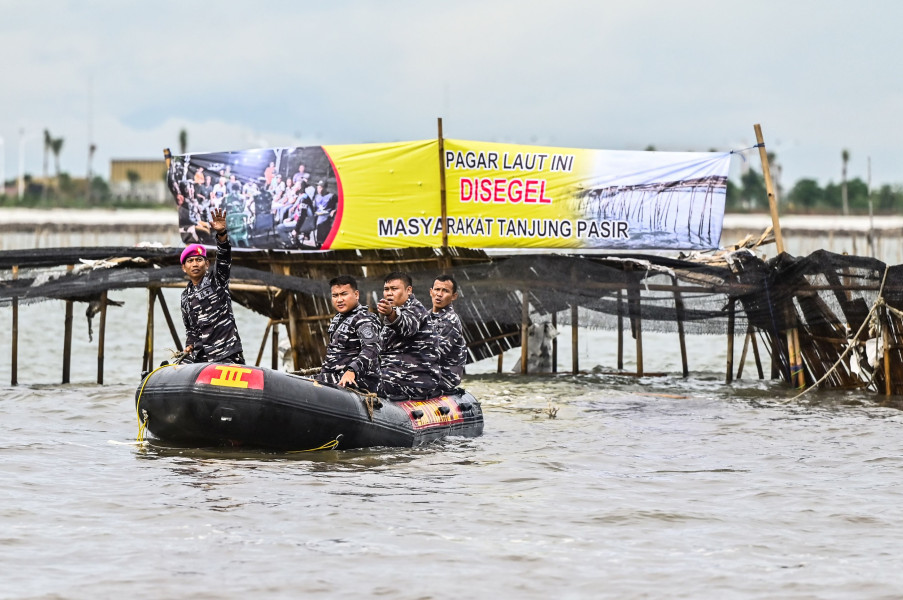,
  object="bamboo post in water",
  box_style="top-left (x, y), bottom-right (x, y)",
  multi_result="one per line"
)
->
top-left (726, 298), bottom-right (735, 384)
top-left (520, 290), bottom-right (529, 375)
top-left (883, 308), bottom-right (892, 396)
top-left (551, 311), bottom-right (558, 374)
top-left (617, 290), bottom-right (624, 371)
top-left (155, 288), bottom-right (182, 350)
top-left (255, 321), bottom-right (273, 367)
top-left (11, 265), bottom-right (18, 386)
top-left (272, 323), bottom-right (280, 371)
top-left (755, 124), bottom-right (803, 389)
top-left (97, 290), bottom-right (108, 385)
top-left (143, 288), bottom-right (156, 372)
top-left (571, 304), bottom-right (579, 374)
top-left (671, 276), bottom-right (689, 377)
top-left (750, 328), bottom-right (765, 379)
top-left (62, 266), bottom-right (74, 384)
